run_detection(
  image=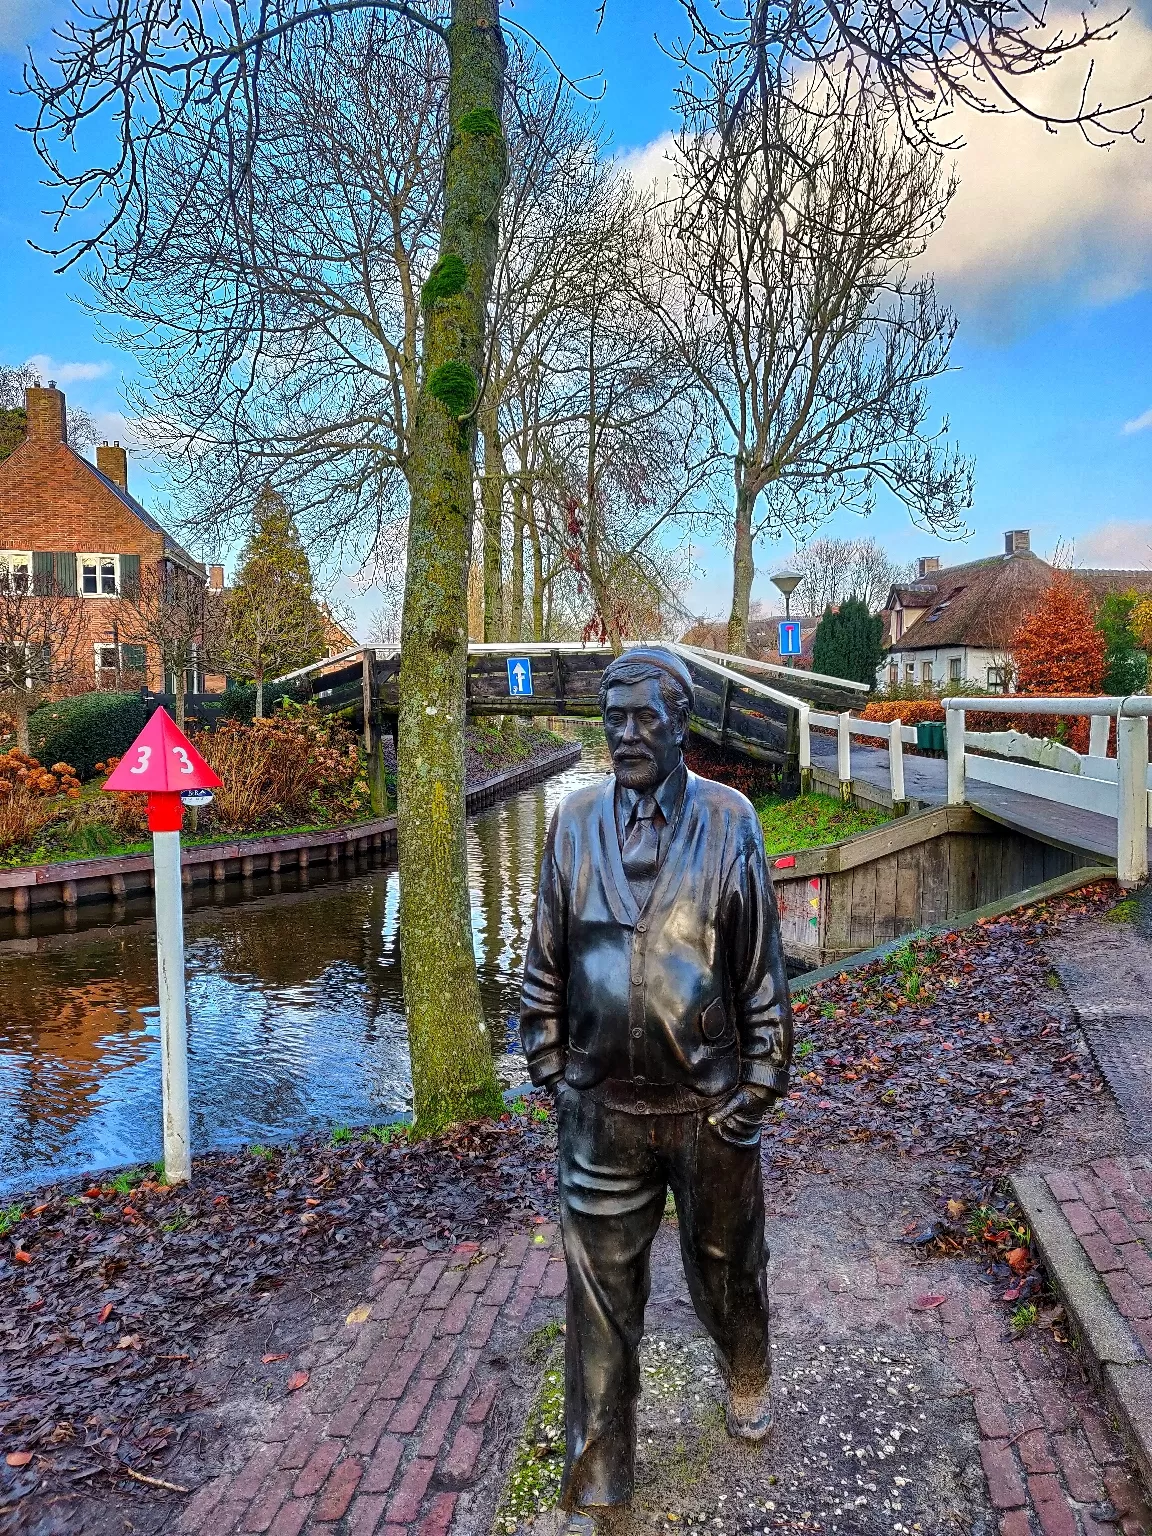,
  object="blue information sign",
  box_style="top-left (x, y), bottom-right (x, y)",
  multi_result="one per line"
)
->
top-left (507, 656), bottom-right (534, 696)
top-left (778, 620), bottom-right (802, 657)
